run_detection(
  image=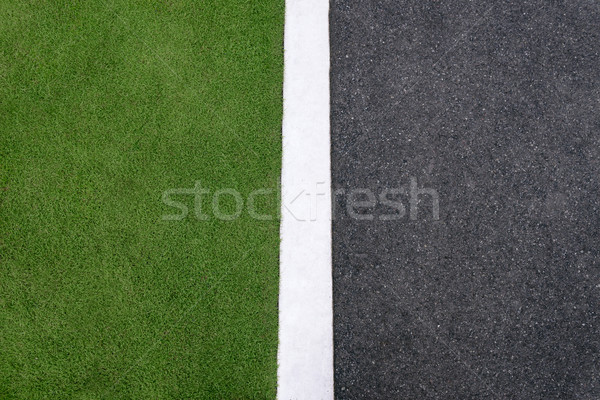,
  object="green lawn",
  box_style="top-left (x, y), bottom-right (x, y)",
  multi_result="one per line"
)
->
top-left (0, 1), bottom-right (283, 398)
